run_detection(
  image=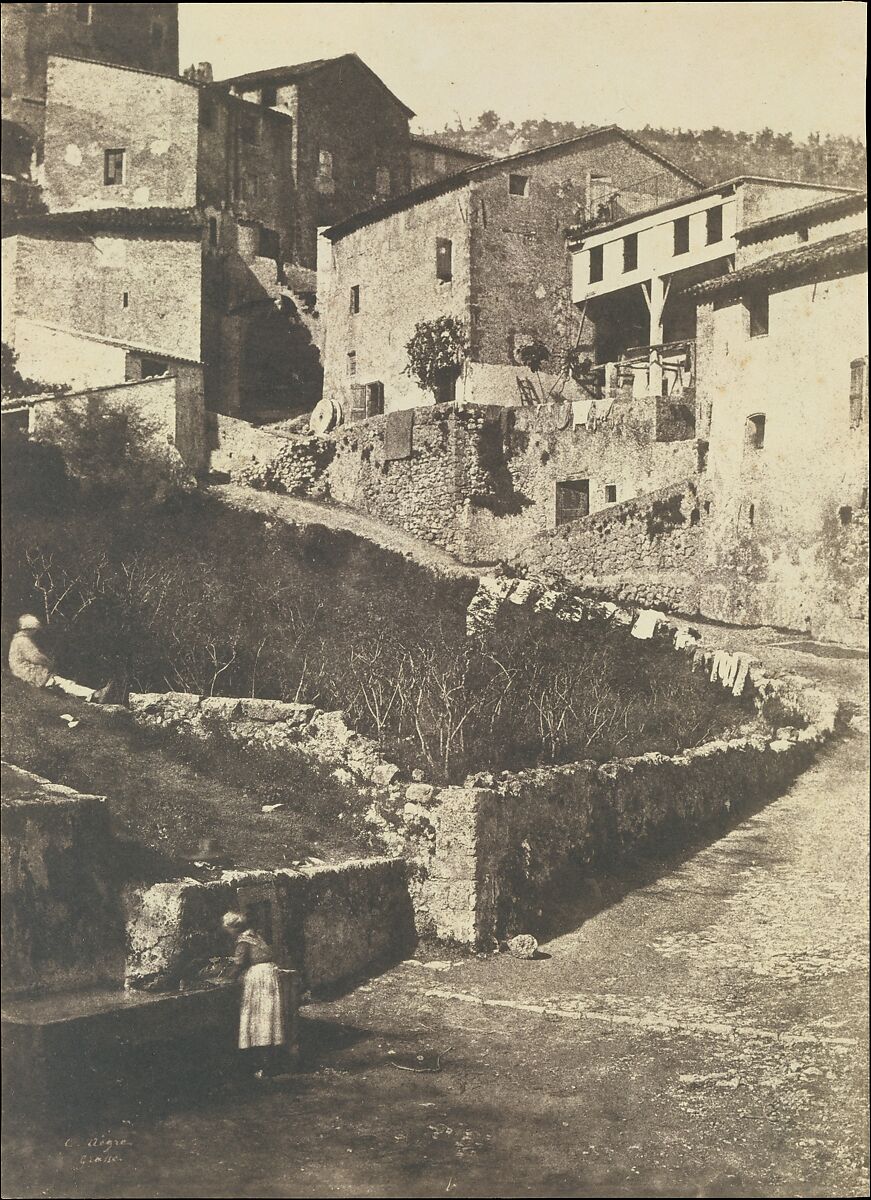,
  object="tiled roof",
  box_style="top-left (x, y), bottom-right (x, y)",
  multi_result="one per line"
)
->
top-left (685, 229), bottom-right (867, 299)
top-left (323, 126), bottom-right (703, 242)
top-left (6, 207), bottom-right (204, 236)
top-left (221, 53), bottom-right (415, 118)
top-left (411, 135), bottom-right (489, 162)
top-left (737, 191), bottom-right (867, 244)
